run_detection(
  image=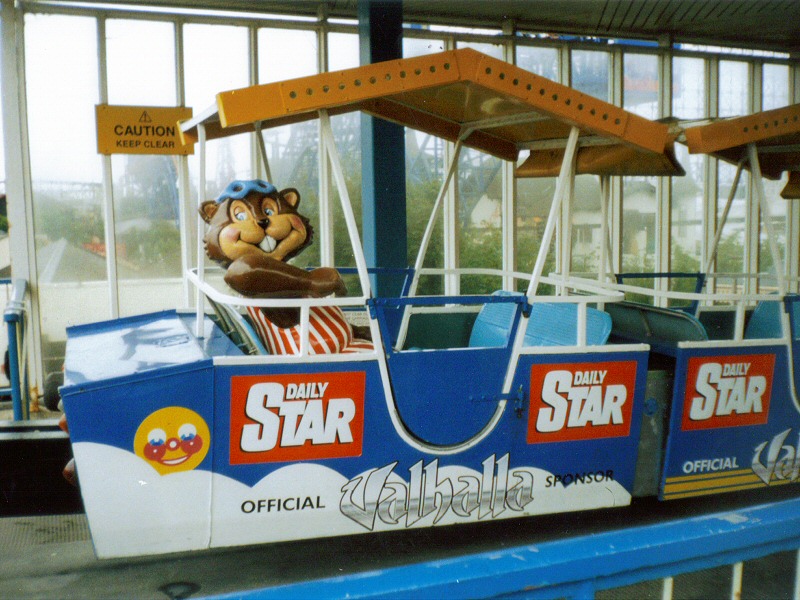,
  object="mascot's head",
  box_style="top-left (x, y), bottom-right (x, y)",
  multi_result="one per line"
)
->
top-left (200, 179), bottom-right (313, 266)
